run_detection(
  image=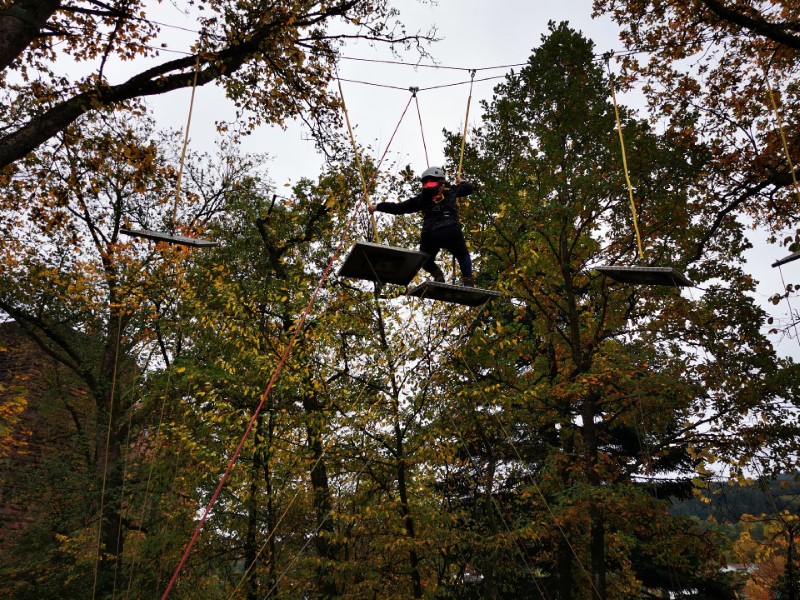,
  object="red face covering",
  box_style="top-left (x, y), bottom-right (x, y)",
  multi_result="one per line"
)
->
top-left (423, 180), bottom-right (441, 189)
